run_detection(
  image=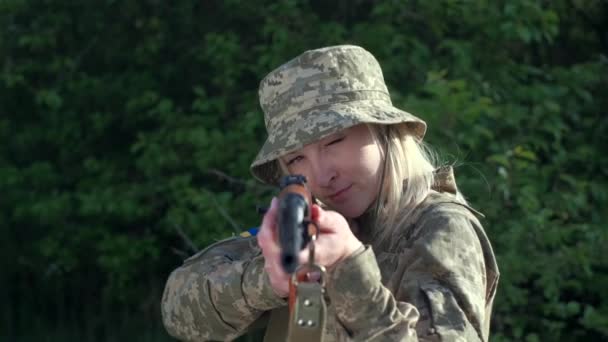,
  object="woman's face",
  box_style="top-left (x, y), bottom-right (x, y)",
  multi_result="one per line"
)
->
top-left (281, 124), bottom-right (383, 218)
